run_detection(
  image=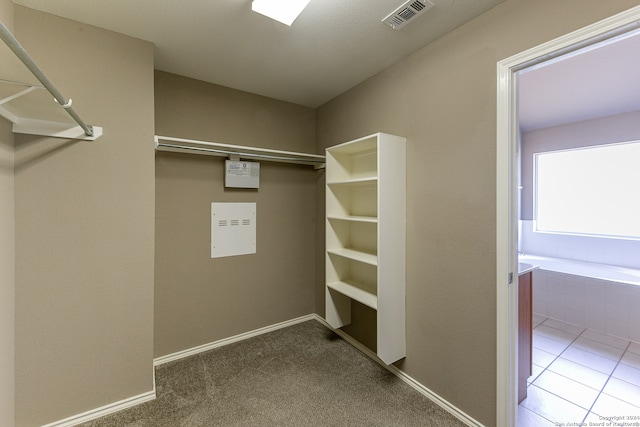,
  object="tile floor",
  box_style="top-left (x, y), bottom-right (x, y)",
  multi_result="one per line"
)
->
top-left (518, 315), bottom-right (640, 426)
